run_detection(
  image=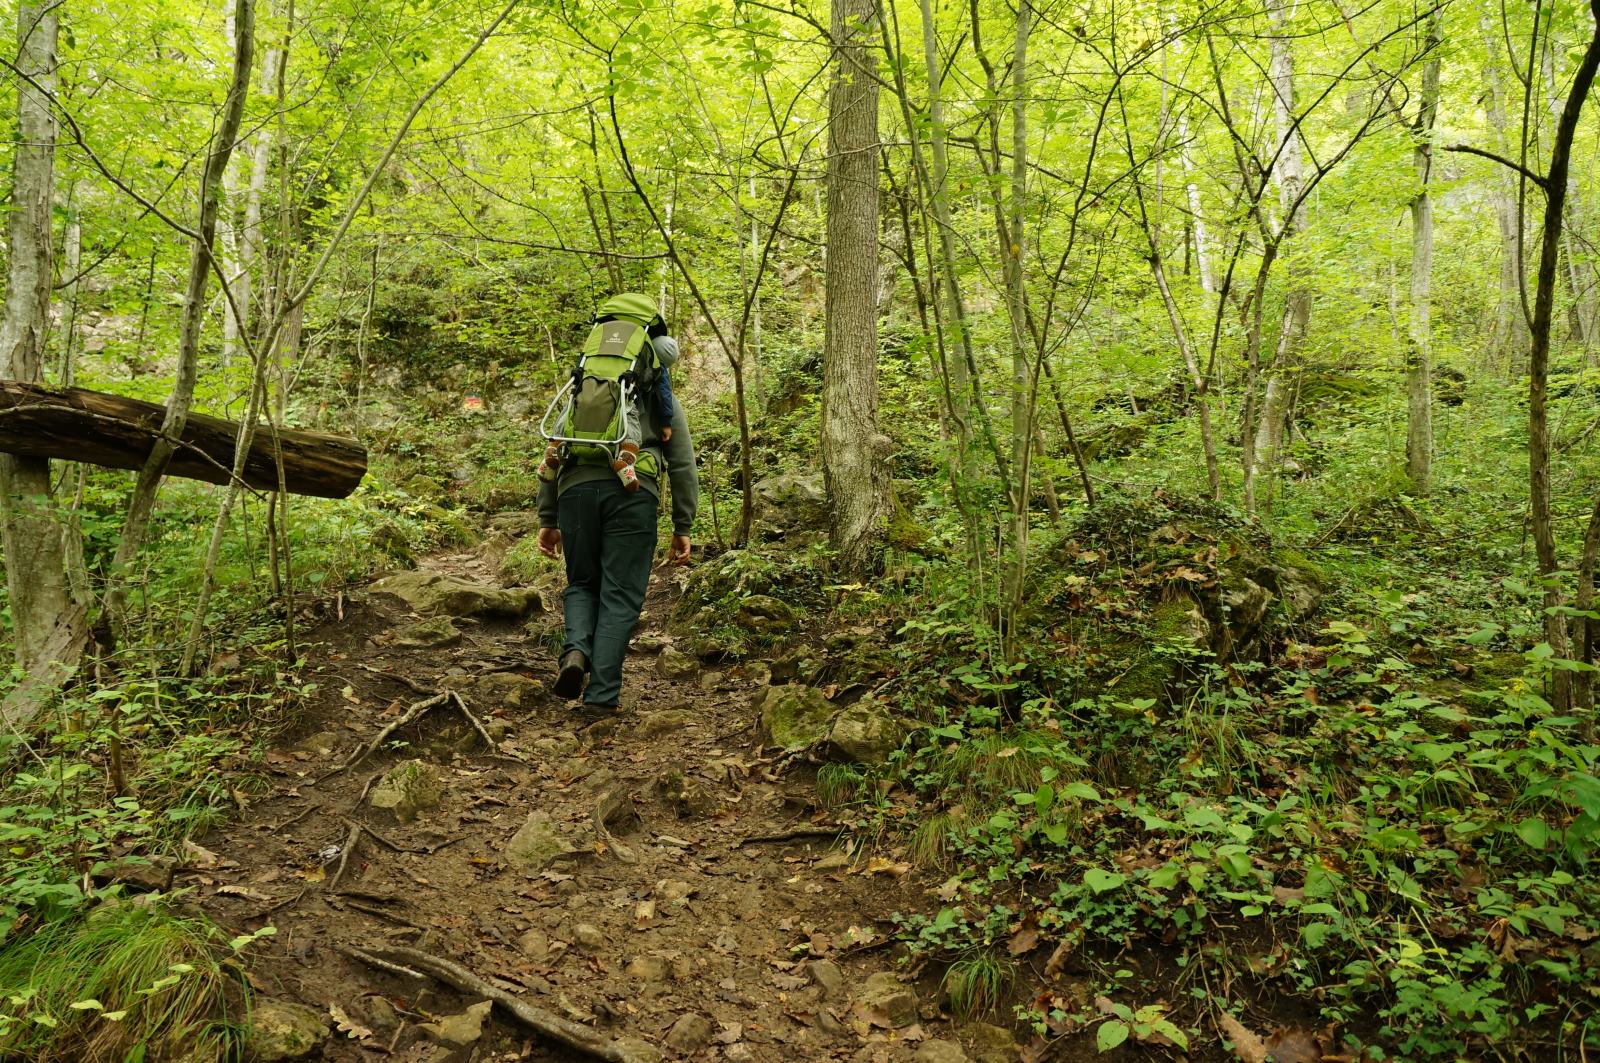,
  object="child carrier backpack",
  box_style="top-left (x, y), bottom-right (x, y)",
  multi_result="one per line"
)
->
top-left (538, 293), bottom-right (664, 479)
